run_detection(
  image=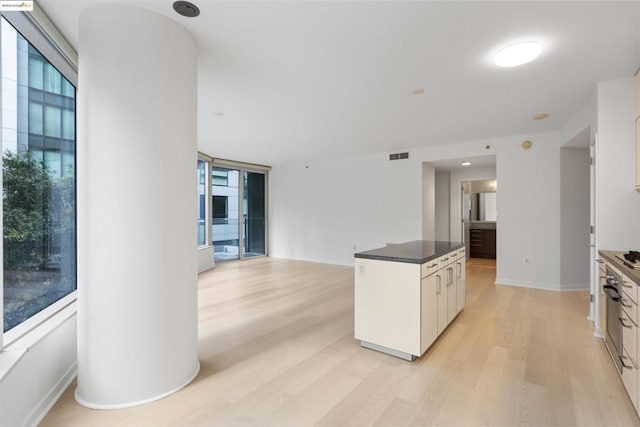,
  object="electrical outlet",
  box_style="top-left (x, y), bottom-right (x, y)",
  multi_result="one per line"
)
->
top-left (358, 263), bottom-right (366, 276)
